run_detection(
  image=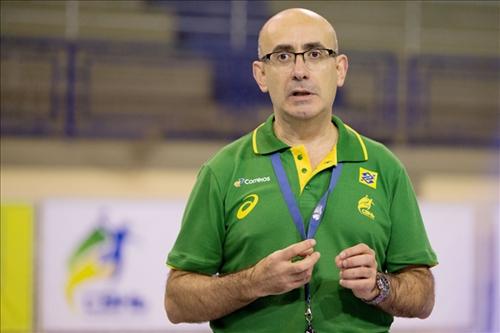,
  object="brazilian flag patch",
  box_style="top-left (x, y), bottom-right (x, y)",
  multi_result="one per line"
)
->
top-left (359, 167), bottom-right (378, 189)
